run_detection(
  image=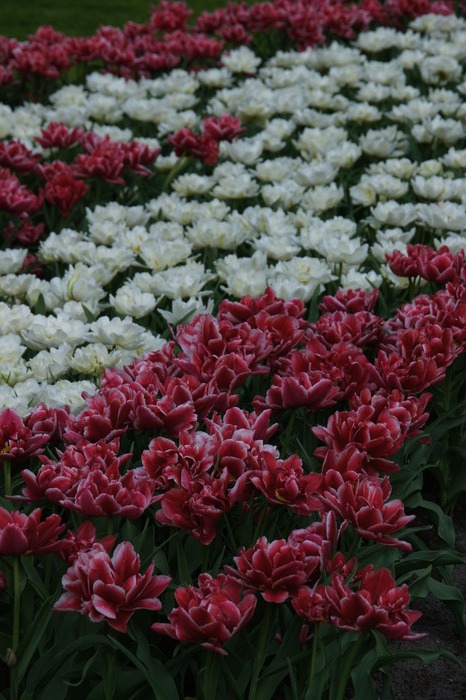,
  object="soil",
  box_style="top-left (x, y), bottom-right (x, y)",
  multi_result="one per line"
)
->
top-left (373, 498), bottom-right (466, 700)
